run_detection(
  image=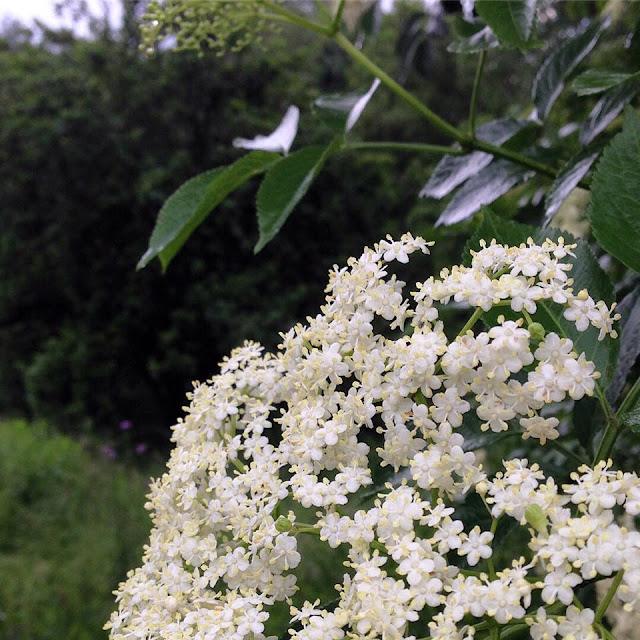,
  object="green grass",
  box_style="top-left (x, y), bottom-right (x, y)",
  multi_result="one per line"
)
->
top-left (0, 419), bottom-right (156, 639)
